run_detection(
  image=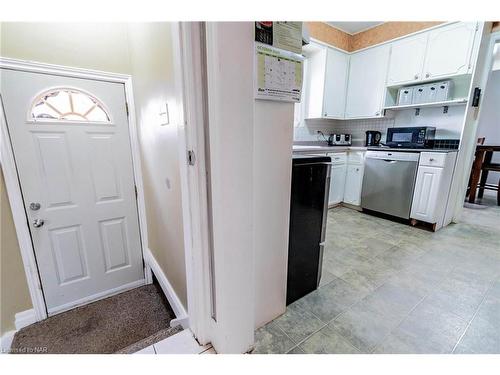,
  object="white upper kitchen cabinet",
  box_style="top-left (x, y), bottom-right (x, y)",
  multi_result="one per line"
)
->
top-left (386, 33), bottom-right (428, 86)
top-left (422, 22), bottom-right (477, 80)
top-left (304, 43), bottom-right (349, 119)
top-left (345, 44), bottom-right (390, 119)
top-left (323, 48), bottom-right (349, 118)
